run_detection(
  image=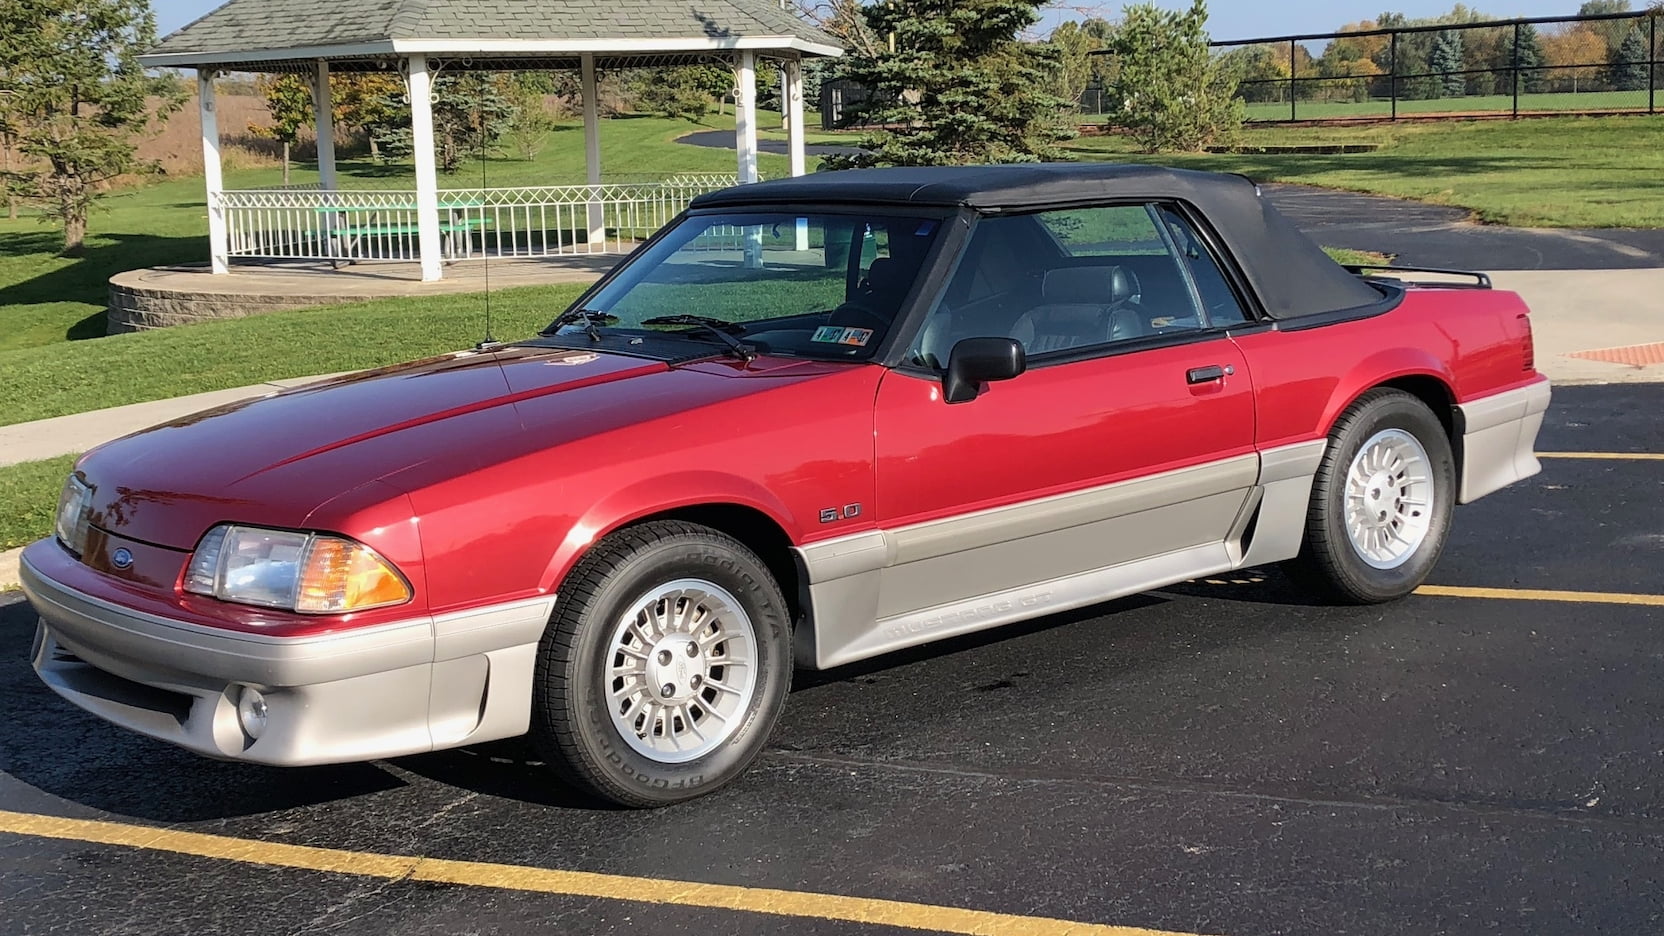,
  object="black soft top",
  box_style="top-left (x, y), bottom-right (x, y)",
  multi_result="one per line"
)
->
top-left (689, 164), bottom-right (1383, 321)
